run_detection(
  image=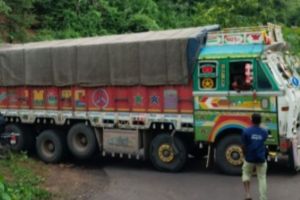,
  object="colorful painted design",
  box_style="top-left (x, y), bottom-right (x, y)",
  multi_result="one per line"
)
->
top-left (32, 89), bottom-right (45, 108)
top-left (74, 89), bottom-right (86, 110)
top-left (92, 89), bottom-right (109, 109)
top-left (46, 88), bottom-right (58, 109)
top-left (220, 64), bottom-right (226, 88)
top-left (19, 89), bottom-right (30, 108)
top-left (148, 88), bottom-right (162, 112)
top-left (201, 78), bottom-right (215, 89)
top-left (134, 95), bottom-right (143, 105)
top-left (150, 95), bottom-right (159, 105)
top-left (164, 89), bottom-right (178, 112)
top-left (194, 111), bottom-right (279, 145)
top-left (207, 32), bottom-right (264, 46)
top-left (197, 96), bottom-right (230, 110)
top-left (0, 84), bottom-right (193, 114)
top-left (201, 65), bottom-right (214, 73)
top-left (60, 89), bottom-right (72, 110)
top-left (224, 33), bottom-right (244, 44)
top-left (208, 115), bottom-right (251, 141)
top-left (246, 33), bottom-right (263, 44)
top-left (207, 34), bottom-right (223, 46)
top-left (195, 95), bottom-right (277, 112)
top-left (47, 94), bottom-right (57, 105)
